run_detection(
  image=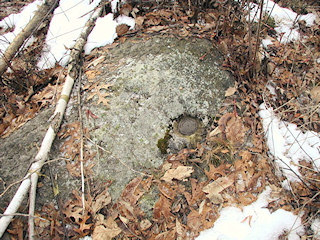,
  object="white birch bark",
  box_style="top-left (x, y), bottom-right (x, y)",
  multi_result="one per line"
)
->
top-left (0, 2), bottom-right (104, 238)
top-left (0, 0), bottom-right (59, 76)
